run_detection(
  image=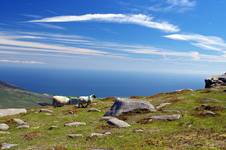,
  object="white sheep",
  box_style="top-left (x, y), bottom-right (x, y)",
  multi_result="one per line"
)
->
top-left (78, 94), bottom-right (96, 108)
top-left (52, 96), bottom-right (70, 107)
